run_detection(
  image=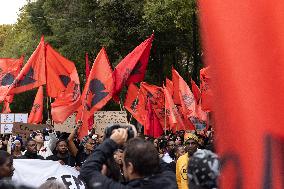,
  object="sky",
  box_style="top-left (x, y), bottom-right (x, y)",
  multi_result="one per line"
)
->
top-left (0, 0), bottom-right (28, 24)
